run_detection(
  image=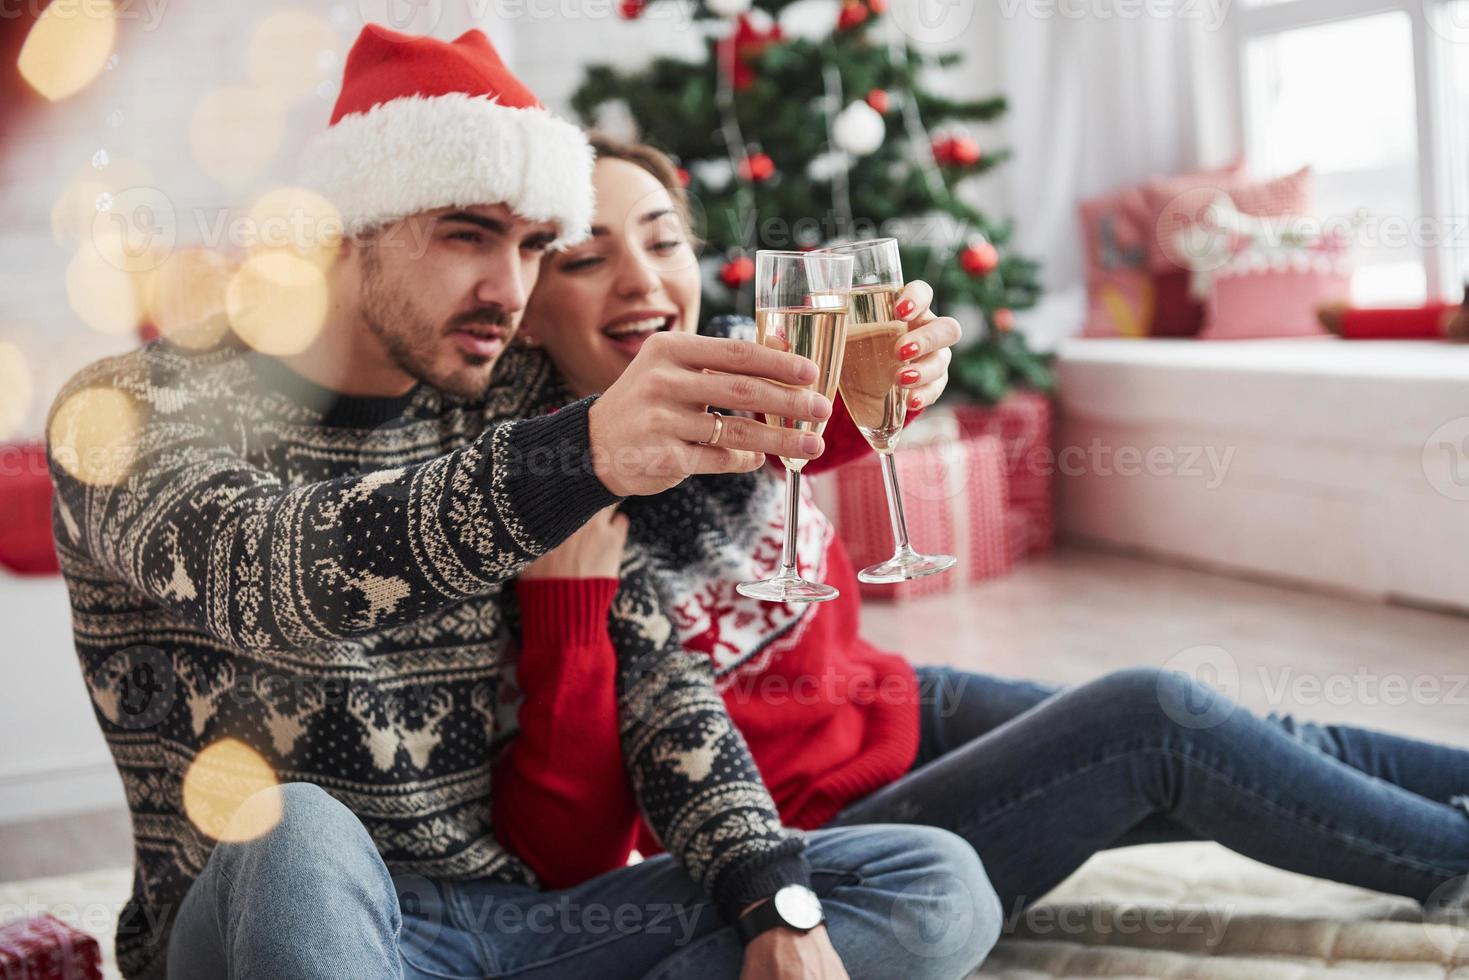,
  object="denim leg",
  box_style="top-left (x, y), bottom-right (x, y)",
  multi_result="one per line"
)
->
top-left (833, 666), bottom-right (1469, 913)
top-left (167, 782), bottom-right (409, 980)
top-left (408, 824), bottom-right (1001, 980)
